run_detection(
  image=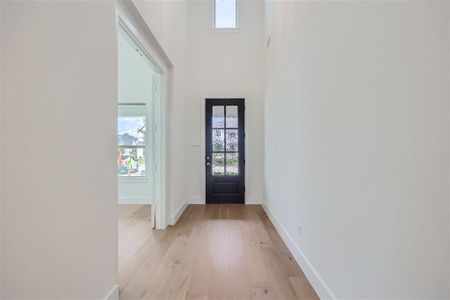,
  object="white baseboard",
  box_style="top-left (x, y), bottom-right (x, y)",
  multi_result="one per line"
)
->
top-left (246, 195), bottom-right (263, 204)
top-left (262, 202), bottom-right (335, 299)
top-left (118, 196), bottom-right (151, 205)
top-left (187, 196), bottom-right (204, 204)
top-left (103, 284), bottom-right (118, 300)
top-left (172, 199), bottom-right (188, 225)
top-left (186, 196), bottom-right (262, 205)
